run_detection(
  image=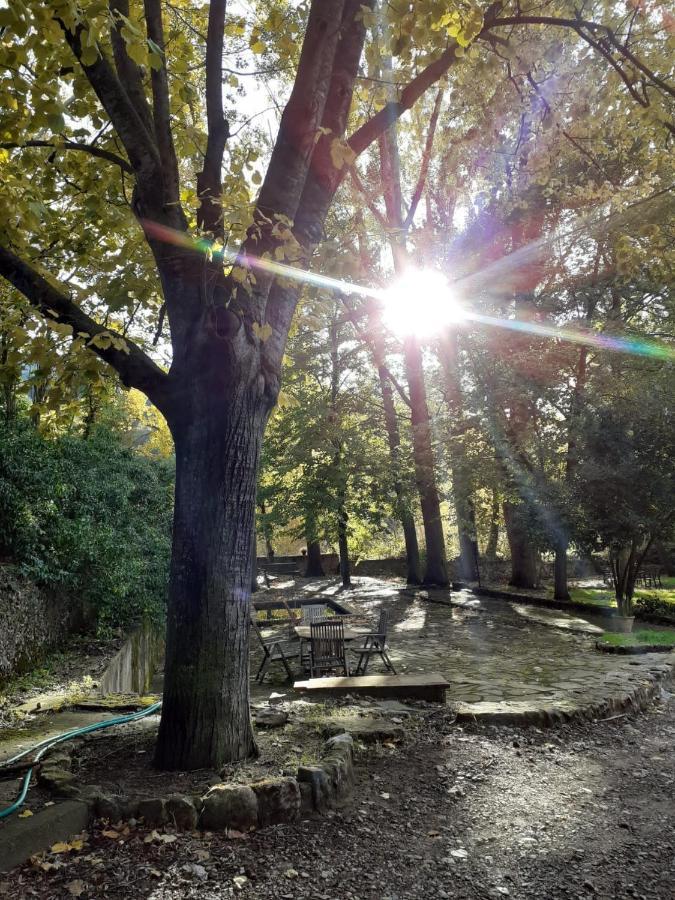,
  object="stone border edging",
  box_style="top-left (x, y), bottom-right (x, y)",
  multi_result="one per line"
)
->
top-left (471, 586), bottom-right (675, 628)
top-left (595, 640), bottom-right (675, 655)
top-left (452, 658), bottom-right (674, 727)
top-left (472, 586), bottom-right (618, 618)
top-left (5, 730), bottom-right (356, 873)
